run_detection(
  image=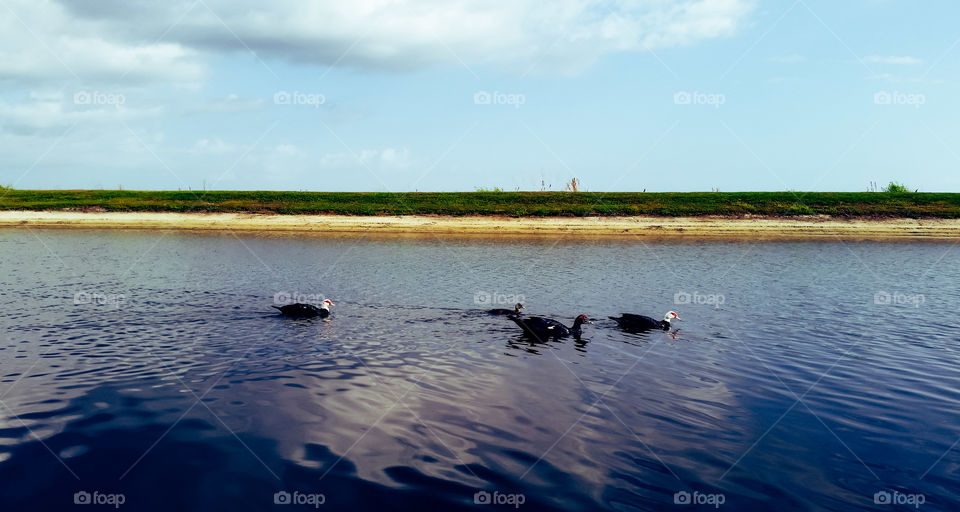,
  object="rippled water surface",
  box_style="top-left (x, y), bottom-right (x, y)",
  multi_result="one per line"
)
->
top-left (1, 230), bottom-right (958, 511)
